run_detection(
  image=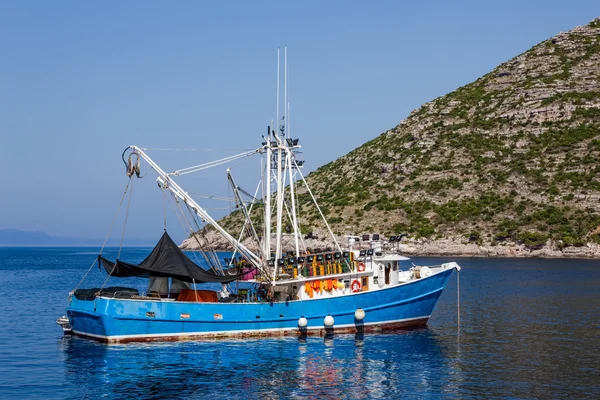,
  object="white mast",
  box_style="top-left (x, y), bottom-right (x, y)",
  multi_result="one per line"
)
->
top-left (275, 47), bottom-right (287, 268)
top-left (275, 132), bottom-right (284, 265)
top-left (270, 48), bottom-right (279, 270)
top-left (264, 124), bottom-right (272, 263)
